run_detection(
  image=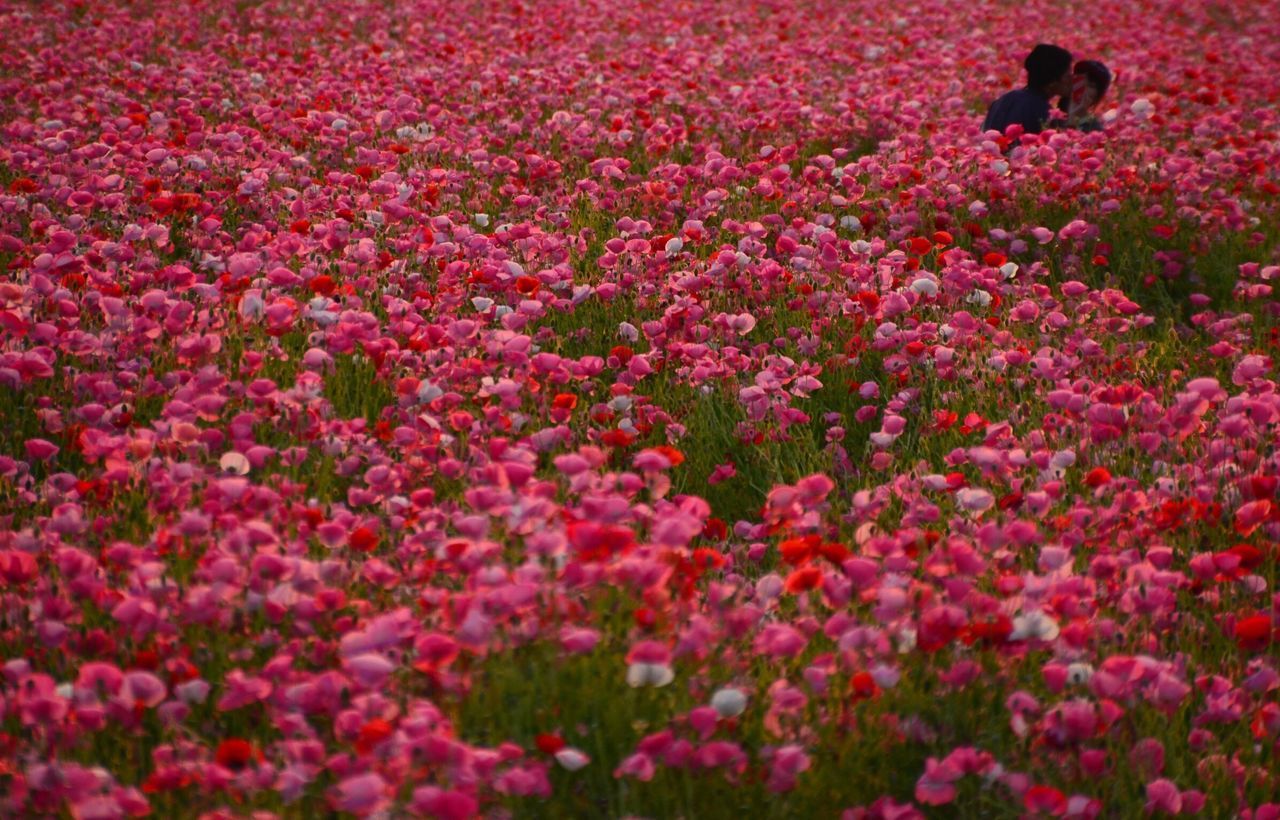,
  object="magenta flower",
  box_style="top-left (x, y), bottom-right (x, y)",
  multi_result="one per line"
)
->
top-left (410, 787), bottom-right (478, 820)
top-left (216, 670), bottom-right (273, 712)
top-left (614, 752), bottom-right (656, 782)
top-left (914, 757), bottom-right (961, 806)
top-left (119, 672), bottom-right (166, 709)
top-left (0, 3), bottom-right (1277, 816)
top-left (767, 745), bottom-right (811, 792)
top-left (1144, 779), bottom-right (1182, 815)
top-left (24, 438), bottom-right (59, 461)
top-left (331, 772), bottom-right (389, 815)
